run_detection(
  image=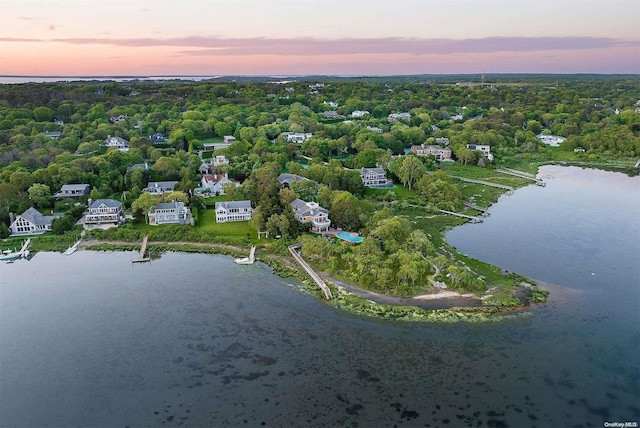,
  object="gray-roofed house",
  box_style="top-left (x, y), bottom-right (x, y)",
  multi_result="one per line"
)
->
top-left (126, 162), bottom-right (150, 173)
top-left (54, 184), bottom-right (91, 198)
top-left (148, 201), bottom-right (192, 226)
top-left (290, 199), bottom-right (331, 232)
top-left (104, 136), bottom-right (130, 152)
top-left (143, 181), bottom-right (178, 195)
top-left (9, 207), bottom-right (61, 235)
top-left (215, 201), bottom-right (253, 223)
top-left (84, 199), bottom-right (124, 225)
top-left (277, 173), bottom-right (309, 188)
top-left (41, 131), bottom-right (62, 139)
top-left (359, 167), bottom-right (392, 188)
